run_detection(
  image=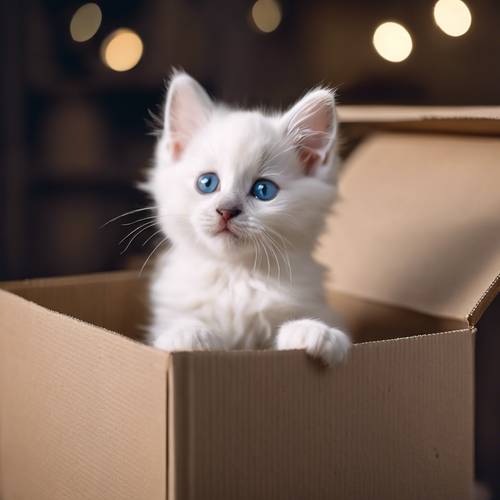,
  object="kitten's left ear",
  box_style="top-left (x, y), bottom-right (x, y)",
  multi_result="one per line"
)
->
top-left (162, 72), bottom-right (214, 161)
top-left (281, 88), bottom-right (337, 174)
